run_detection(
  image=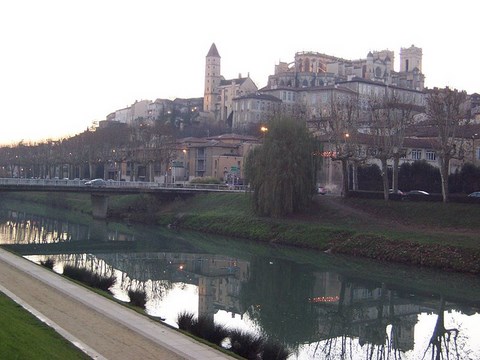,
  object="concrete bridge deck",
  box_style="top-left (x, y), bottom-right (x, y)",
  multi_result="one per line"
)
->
top-left (0, 177), bottom-right (247, 218)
